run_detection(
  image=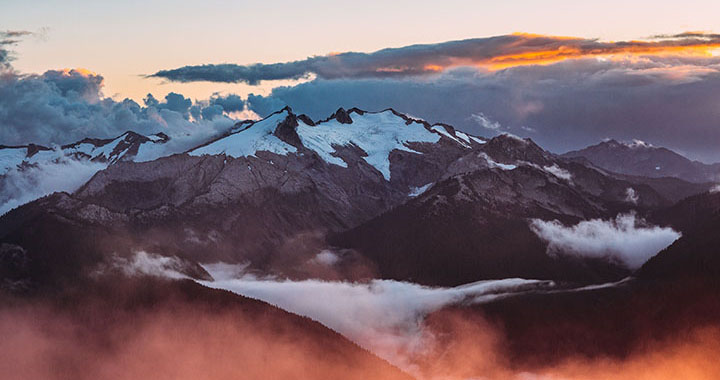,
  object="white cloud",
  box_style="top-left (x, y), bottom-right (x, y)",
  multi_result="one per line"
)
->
top-left (710, 184), bottom-right (720, 193)
top-left (625, 187), bottom-right (639, 204)
top-left (200, 265), bottom-right (552, 373)
top-left (471, 112), bottom-right (502, 130)
top-left (311, 250), bottom-right (341, 266)
top-left (0, 153), bottom-right (106, 215)
top-left (529, 213), bottom-right (681, 270)
top-left (107, 251), bottom-right (189, 279)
